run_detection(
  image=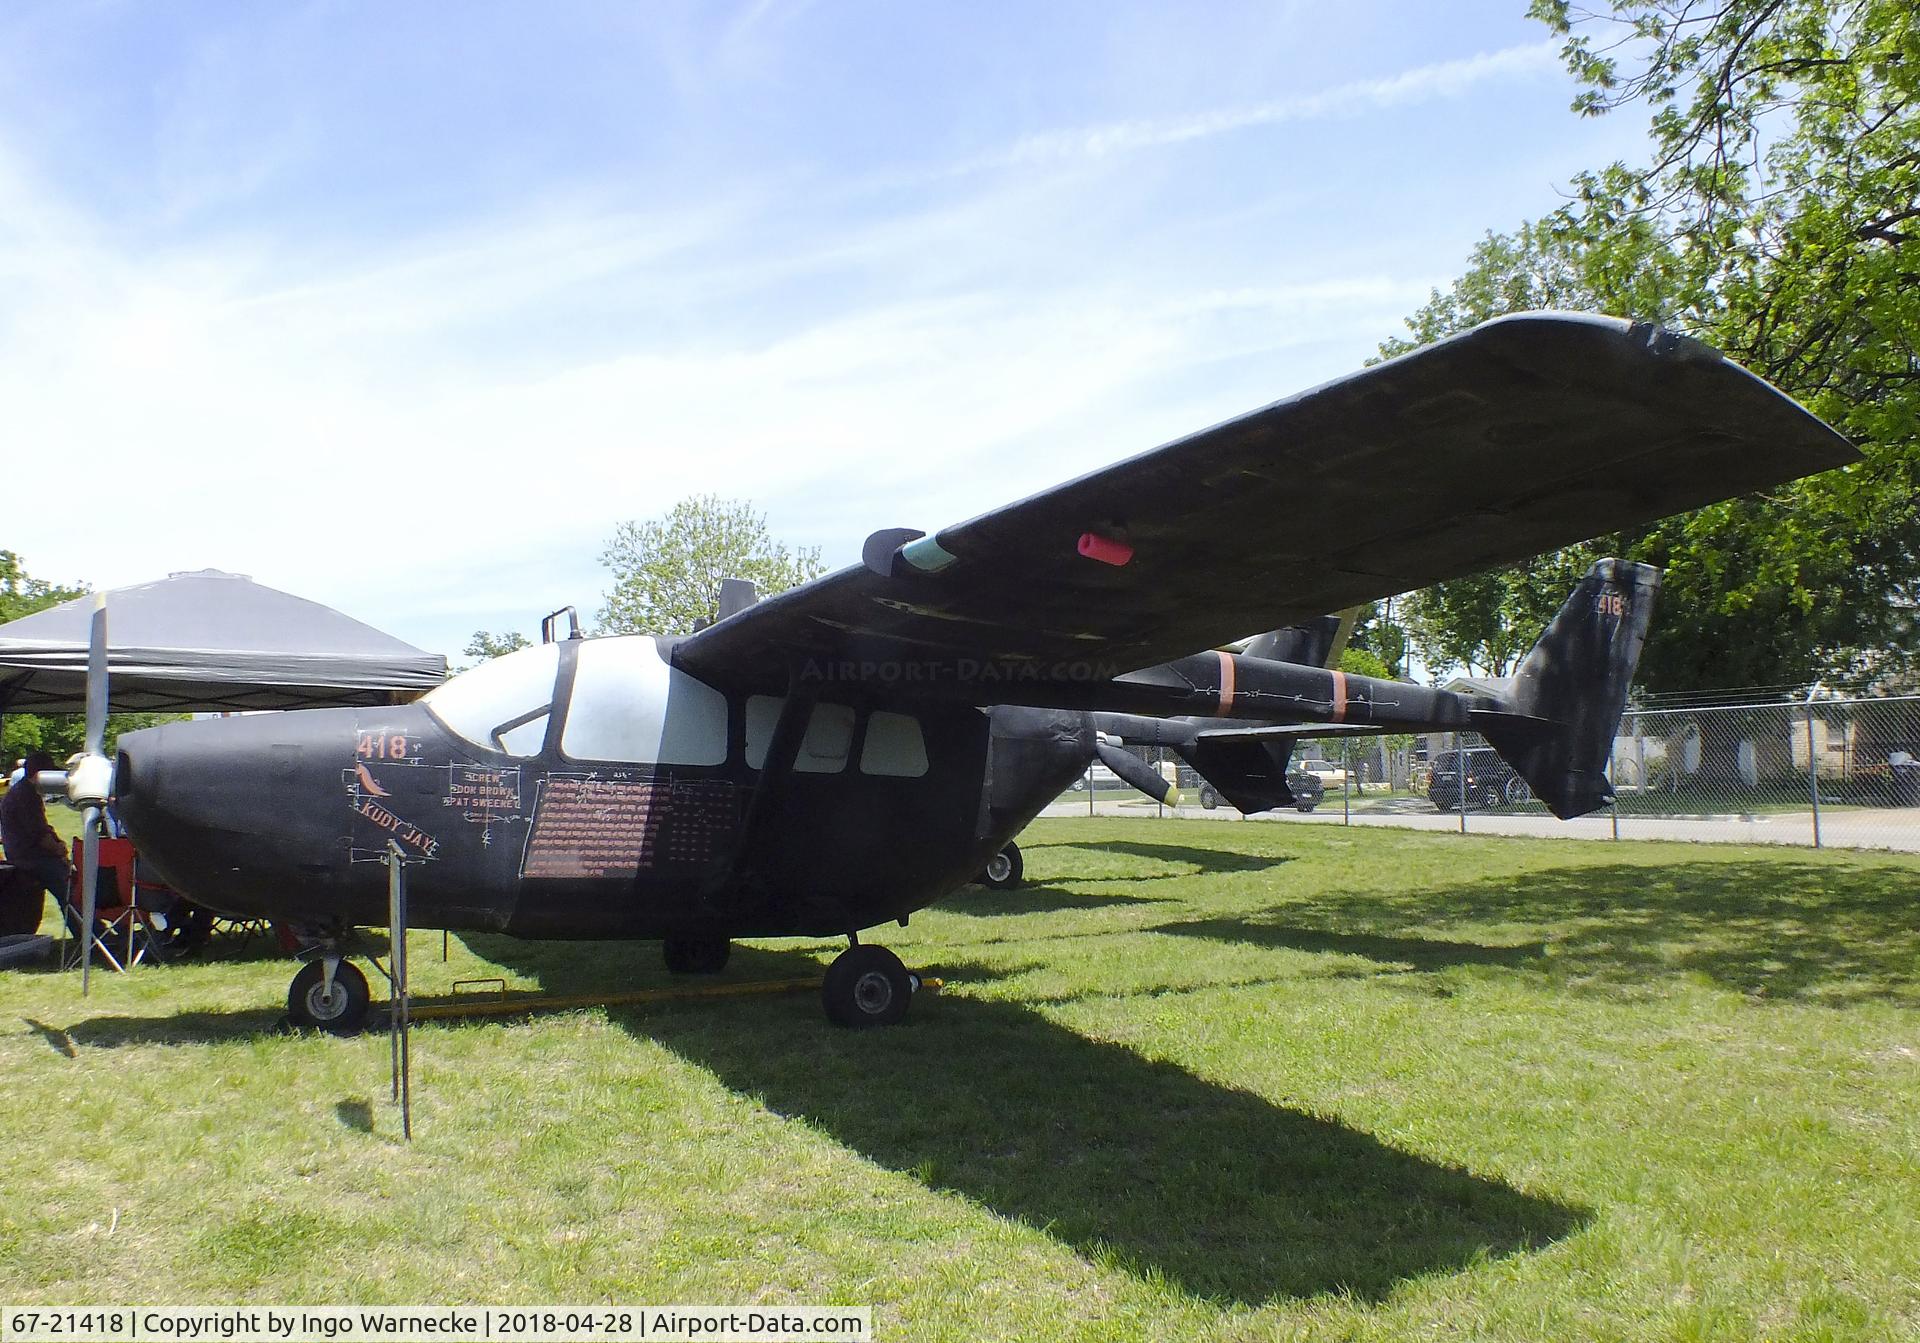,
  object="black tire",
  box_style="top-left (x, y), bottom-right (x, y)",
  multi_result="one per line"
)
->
top-left (1480, 787), bottom-right (1503, 810)
top-left (663, 936), bottom-right (730, 974)
top-left (287, 959), bottom-right (371, 1035)
top-left (1504, 777), bottom-right (1532, 805)
top-left (1199, 785), bottom-right (1219, 810)
top-left (822, 944), bottom-right (913, 1028)
top-left (1295, 802), bottom-right (1316, 813)
top-left (979, 843), bottom-right (1023, 890)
